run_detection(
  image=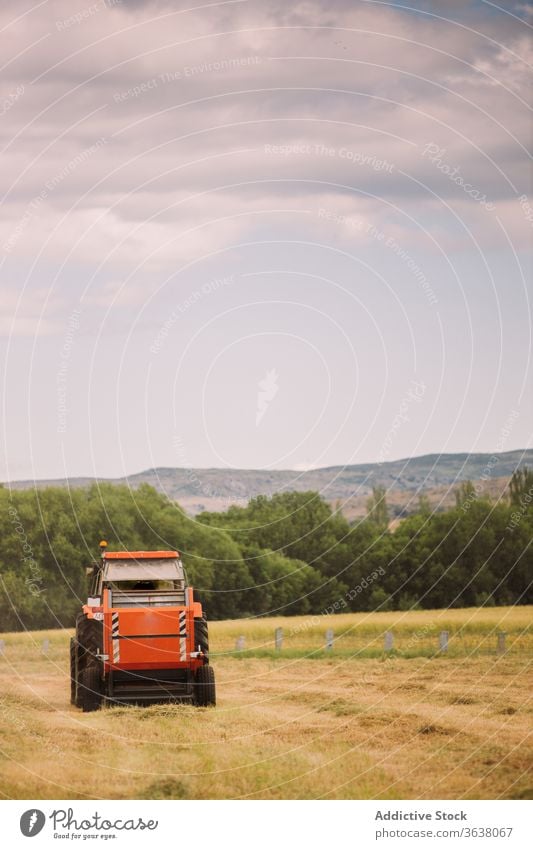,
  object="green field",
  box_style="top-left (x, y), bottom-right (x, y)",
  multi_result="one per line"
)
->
top-left (213, 605), bottom-right (533, 657)
top-left (0, 607), bottom-right (531, 800)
